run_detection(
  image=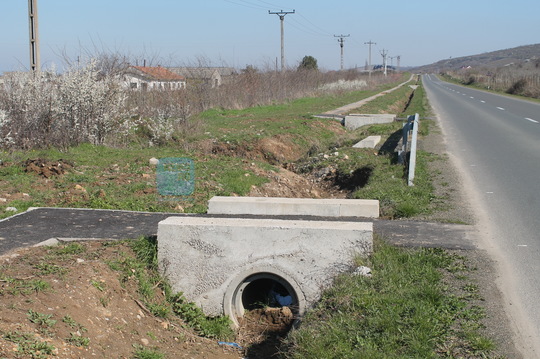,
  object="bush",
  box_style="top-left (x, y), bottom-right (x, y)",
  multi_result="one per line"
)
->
top-left (506, 78), bottom-right (527, 95)
top-left (0, 62), bottom-right (127, 150)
